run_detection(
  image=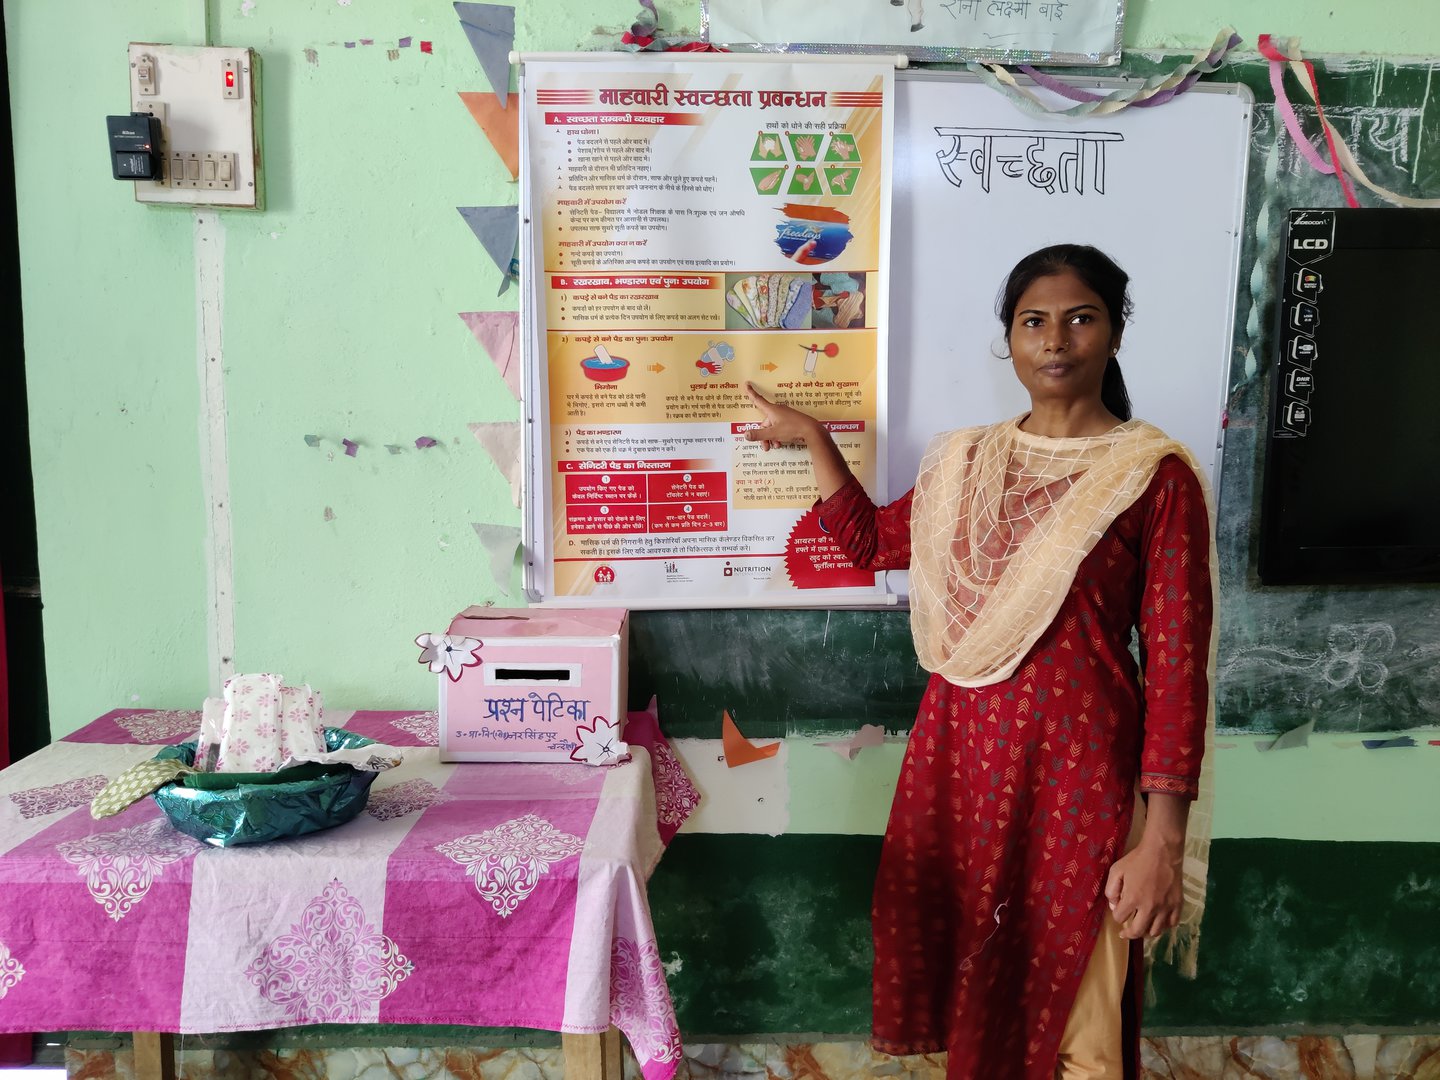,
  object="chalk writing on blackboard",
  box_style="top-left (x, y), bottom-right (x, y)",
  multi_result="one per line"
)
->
top-left (1220, 622), bottom-right (1396, 693)
top-left (934, 128), bottom-right (1123, 195)
top-left (1250, 105), bottom-right (1422, 176)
